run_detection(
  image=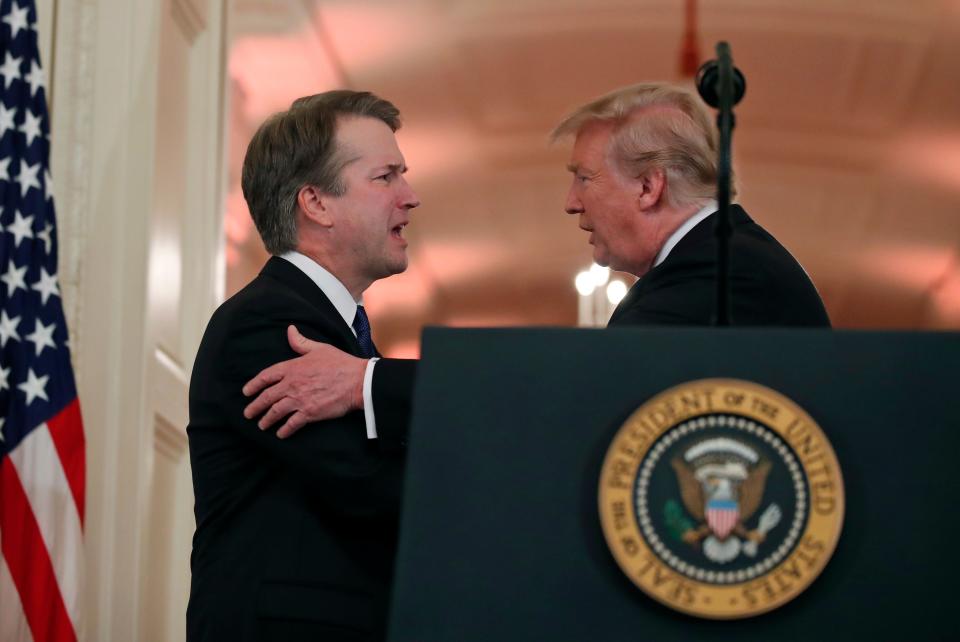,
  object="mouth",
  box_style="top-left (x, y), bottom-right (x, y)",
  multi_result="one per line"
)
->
top-left (391, 222), bottom-right (409, 242)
